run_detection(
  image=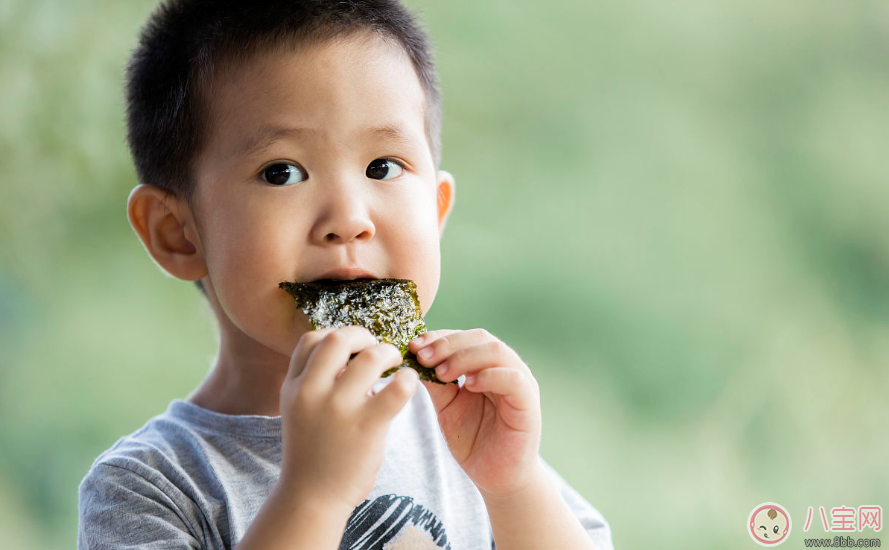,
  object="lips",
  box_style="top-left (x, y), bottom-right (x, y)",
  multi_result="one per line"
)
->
top-left (308, 267), bottom-right (378, 283)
